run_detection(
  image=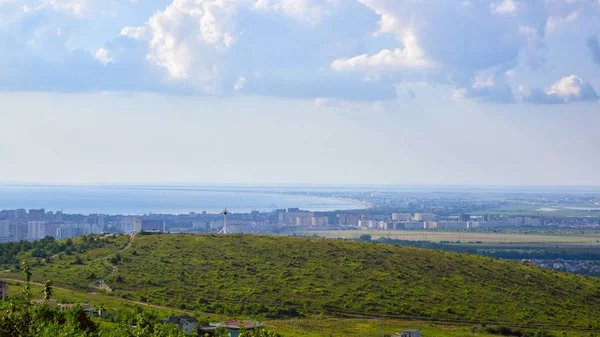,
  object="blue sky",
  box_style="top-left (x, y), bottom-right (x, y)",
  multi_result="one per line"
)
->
top-left (1, 0), bottom-right (600, 185)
